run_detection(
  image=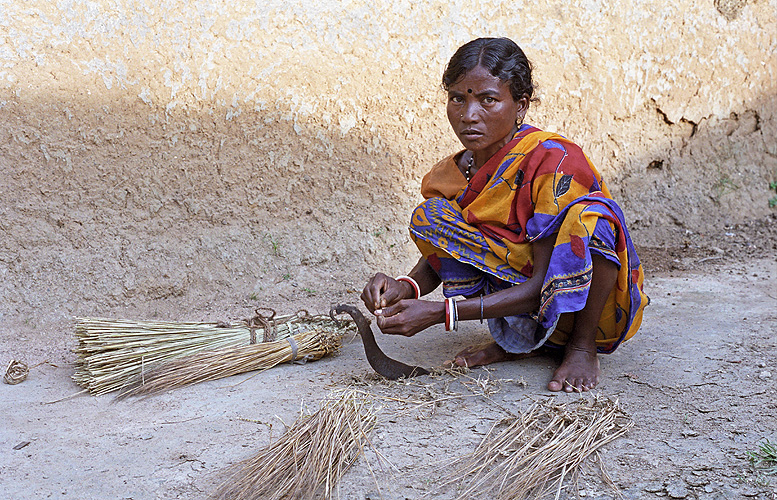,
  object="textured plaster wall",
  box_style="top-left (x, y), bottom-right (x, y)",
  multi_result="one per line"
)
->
top-left (0, 0), bottom-right (775, 326)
